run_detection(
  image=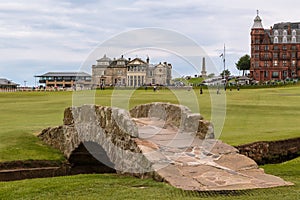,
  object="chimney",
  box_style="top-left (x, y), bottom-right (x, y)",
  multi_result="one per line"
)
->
top-left (146, 56), bottom-right (149, 64)
top-left (288, 24), bottom-right (291, 35)
top-left (128, 58), bottom-right (131, 61)
top-left (163, 61), bottom-right (167, 65)
top-left (270, 26), bottom-right (273, 35)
